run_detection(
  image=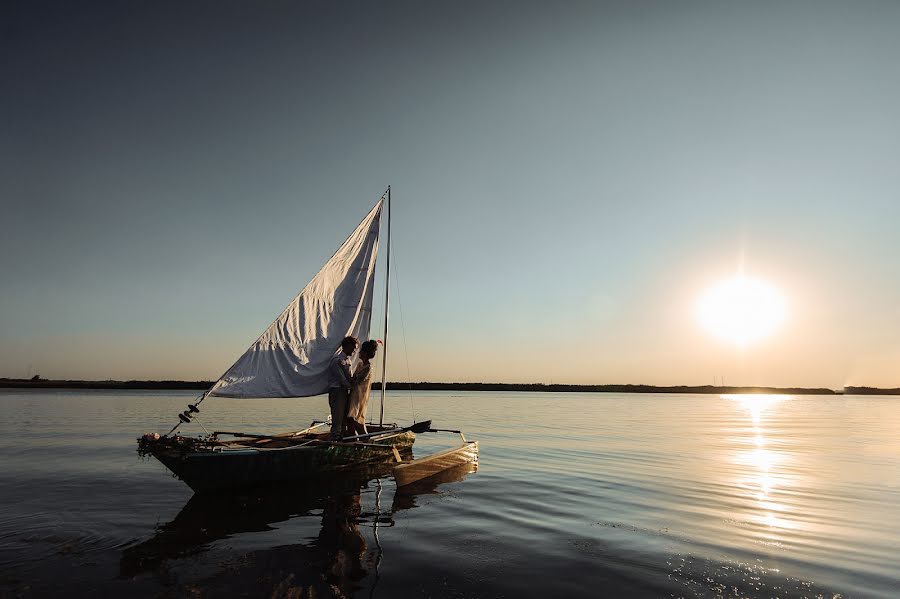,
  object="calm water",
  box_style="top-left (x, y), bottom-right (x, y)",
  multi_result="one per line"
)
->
top-left (0, 390), bottom-right (898, 598)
